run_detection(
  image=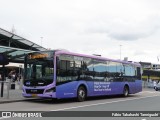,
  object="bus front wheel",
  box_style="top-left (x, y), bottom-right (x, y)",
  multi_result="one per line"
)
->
top-left (123, 86), bottom-right (129, 97)
top-left (77, 86), bottom-right (86, 102)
